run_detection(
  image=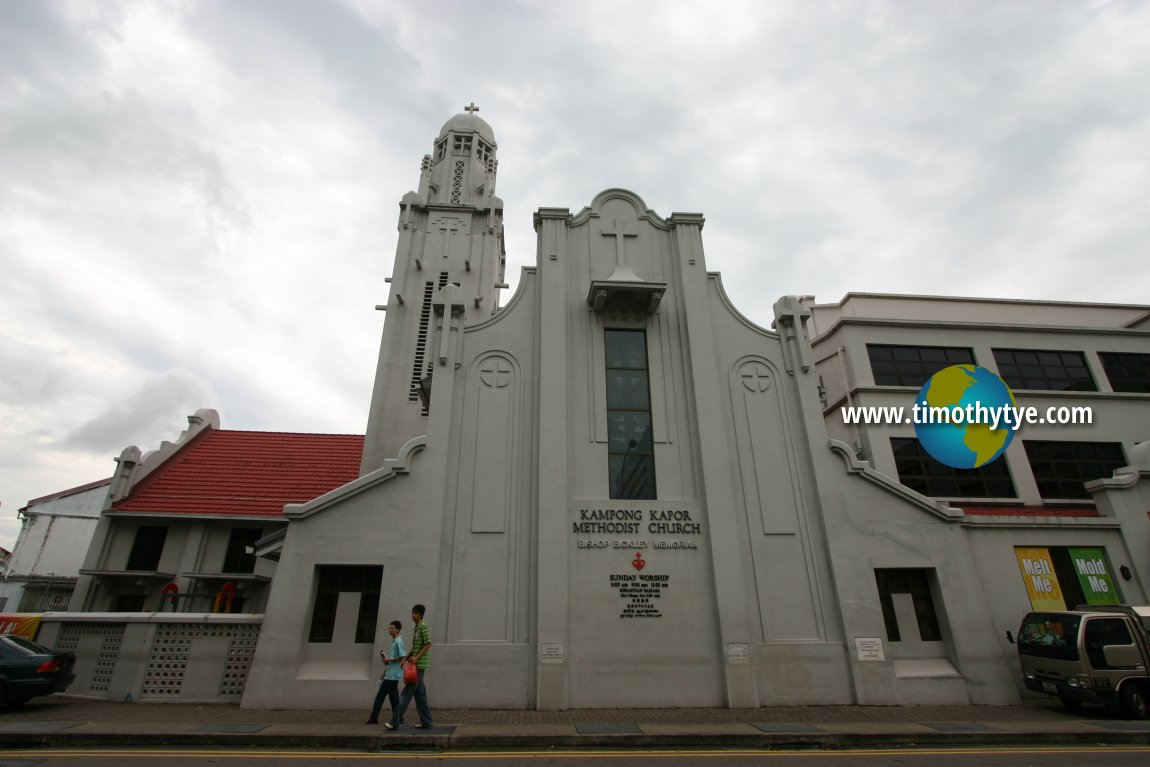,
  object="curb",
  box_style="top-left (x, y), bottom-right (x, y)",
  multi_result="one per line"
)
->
top-left (2, 729), bottom-right (1149, 752)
